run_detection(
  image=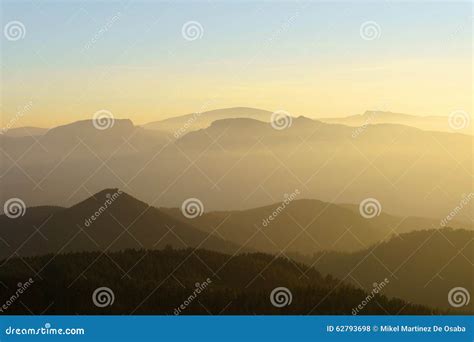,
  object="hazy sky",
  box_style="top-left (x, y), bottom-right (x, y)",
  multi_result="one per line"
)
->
top-left (1, 0), bottom-right (472, 128)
